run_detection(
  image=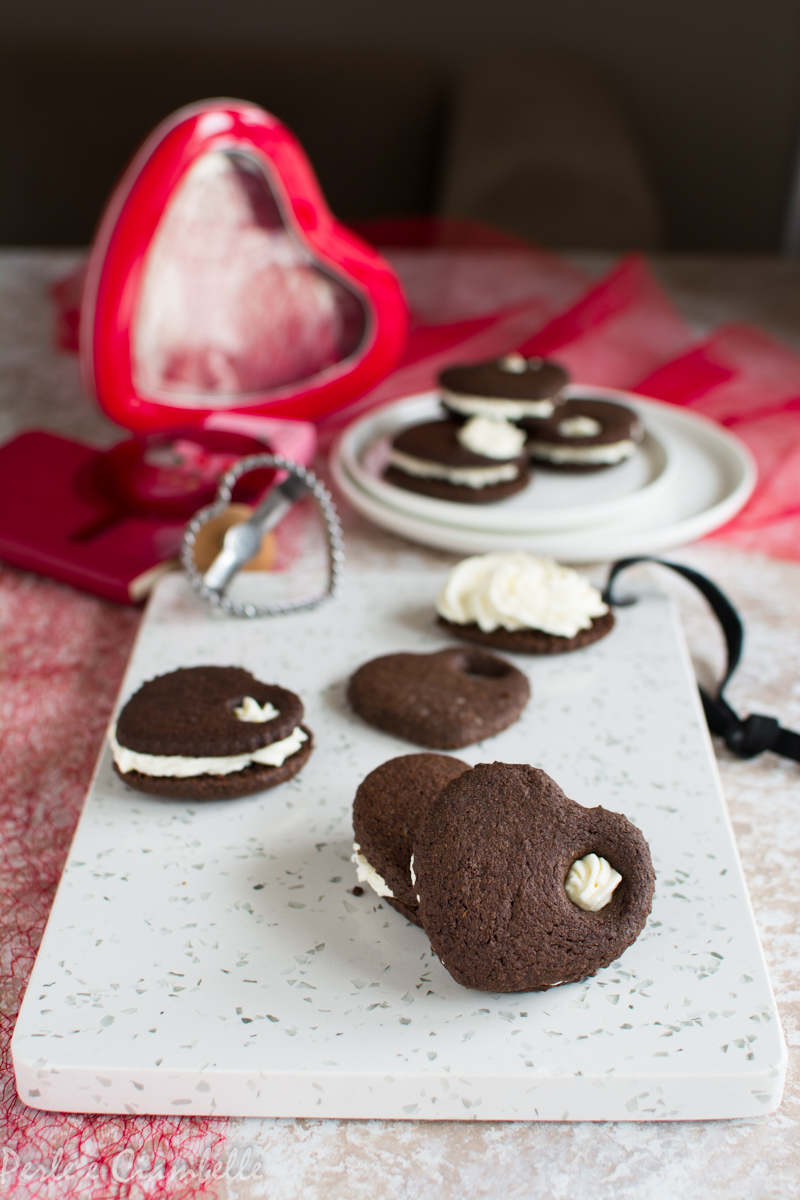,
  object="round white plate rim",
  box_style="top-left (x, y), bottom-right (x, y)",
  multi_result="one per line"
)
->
top-left (331, 394), bottom-right (757, 562)
top-left (335, 386), bottom-right (678, 533)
